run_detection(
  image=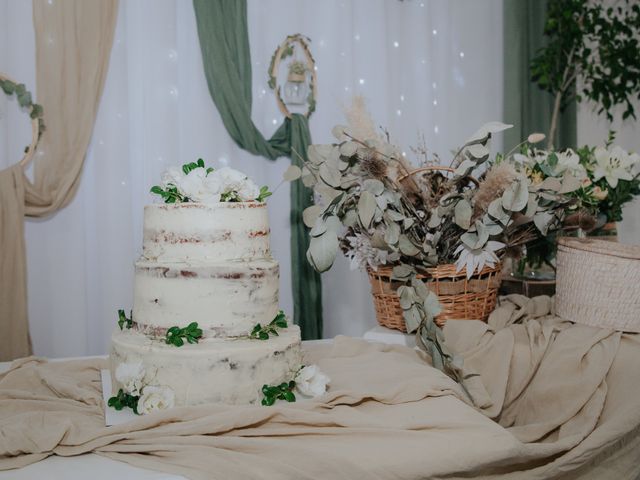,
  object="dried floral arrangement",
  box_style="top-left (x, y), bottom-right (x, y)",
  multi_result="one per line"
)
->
top-left (301, 98), bottom-right (579, 383)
